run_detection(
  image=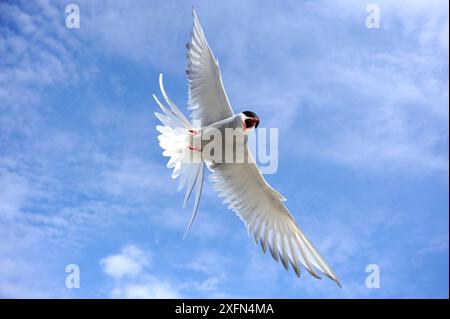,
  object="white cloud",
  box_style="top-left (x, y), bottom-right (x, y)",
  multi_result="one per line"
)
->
top-left (100, 245), bottom-right (150, 279)
top-left (100, 245), bottom-right (181, 298)
top-left (111, 280), bottom-right (180, 299)
top-left (99, 245), bottom-right (237, 298)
